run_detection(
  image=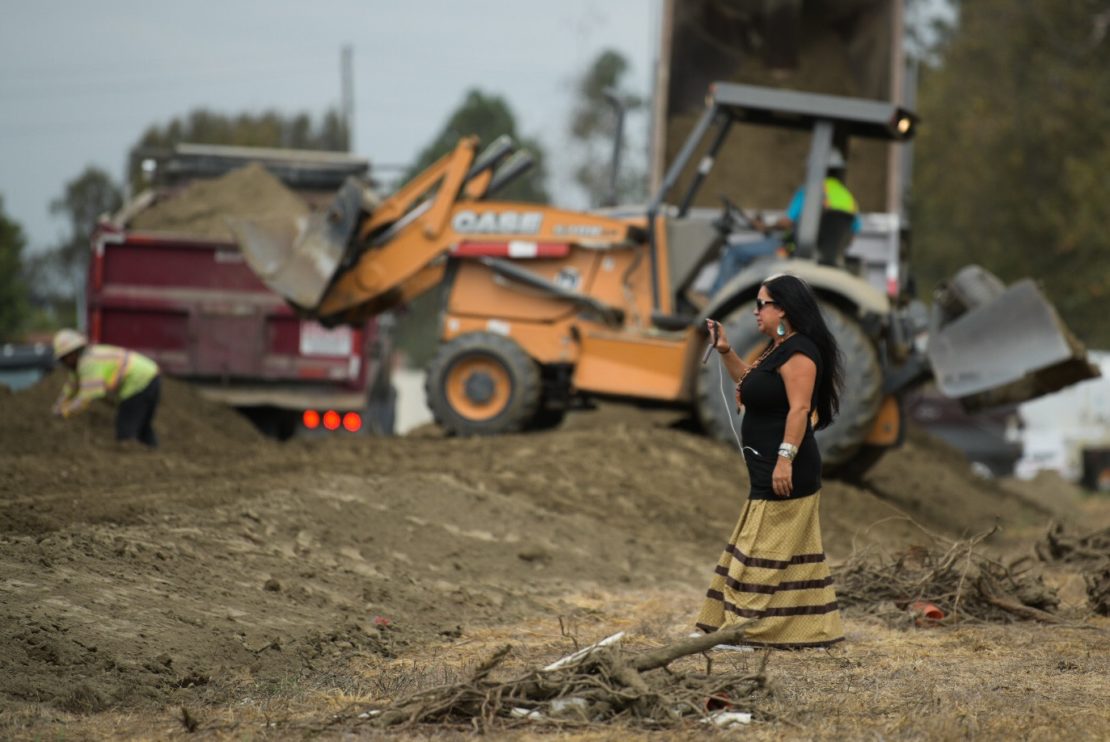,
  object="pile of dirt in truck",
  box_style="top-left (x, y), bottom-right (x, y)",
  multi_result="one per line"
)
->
top-left (128, 163), bottom-right (309, 240)
top-left (2, 374), bottom-right (1107, 738)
